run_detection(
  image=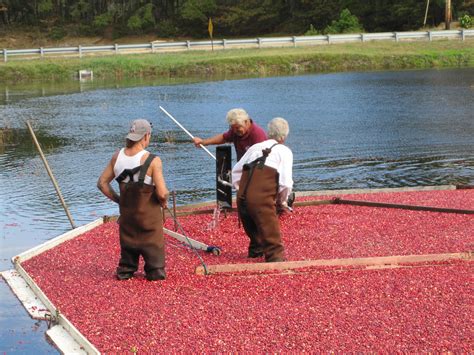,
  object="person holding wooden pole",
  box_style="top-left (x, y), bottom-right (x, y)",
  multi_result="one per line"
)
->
top-left (98, 119), bottom-right (169, 281)
top-left (192, 108), bottom-right (267, 161)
